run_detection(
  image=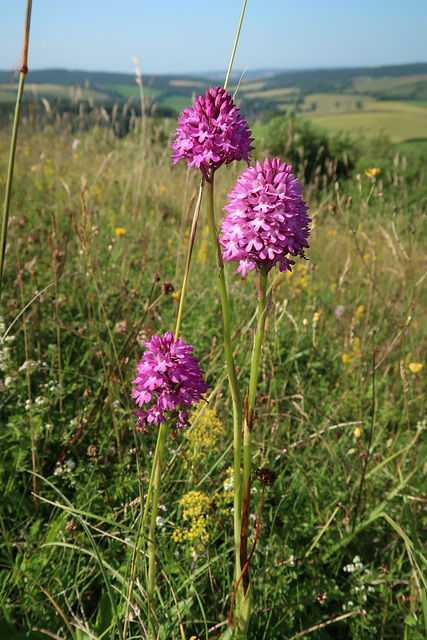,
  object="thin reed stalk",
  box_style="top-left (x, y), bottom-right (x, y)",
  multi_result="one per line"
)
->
top-left (0, 0), bottom-right (33, 297)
